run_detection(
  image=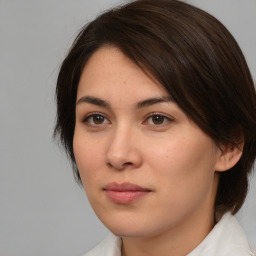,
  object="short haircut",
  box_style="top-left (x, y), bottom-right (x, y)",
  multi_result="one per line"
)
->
top-left (54, 0), bottom-right (256, 214)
